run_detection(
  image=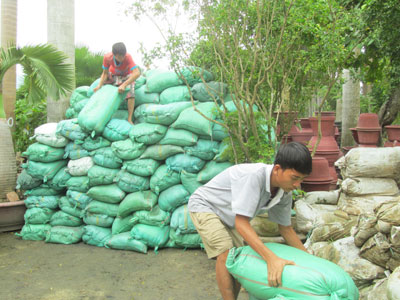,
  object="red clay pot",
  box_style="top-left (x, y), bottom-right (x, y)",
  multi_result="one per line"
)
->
top-left (357, 128), bottom-right (380, 147)
top-left (299, 118), bottom-right (311, 129)
top-left (321, 111), bottom-right (336, 117)
top-left (301, 157), bottom-right (332, 192)
top-left (0, 200), bottom-right (26, 232)
top-left (309, 116), bottom-right (336, 136)
top-left (357, 113), bottom-right (380, 129)
top-left (291, 131), bottom-right (312, 145)
top-left (385, 125), bottom-right (400, 142)
top-left (350, 128), bottom-right (359, 144)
